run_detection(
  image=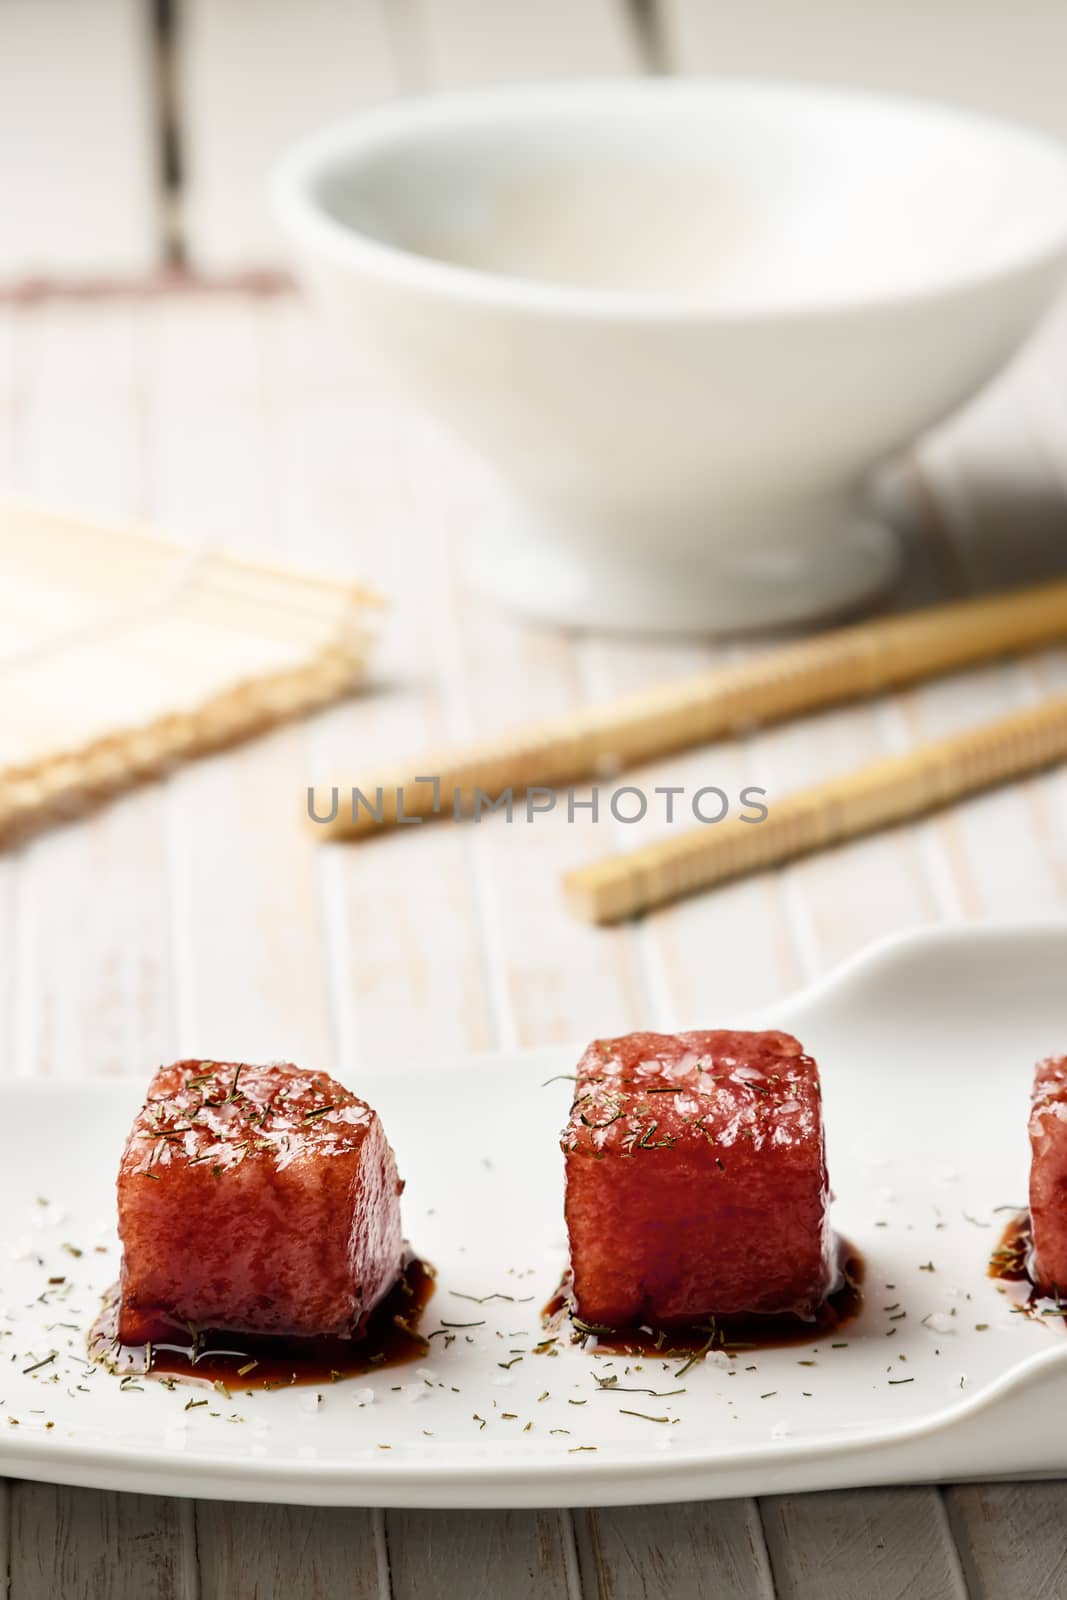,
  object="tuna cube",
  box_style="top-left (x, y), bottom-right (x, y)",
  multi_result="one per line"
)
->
top-left (1029, 1055), bottom-right (1067, 1294)
top-left (561, 1029), bottom-right (833, 1326)
top-left (117, 1060), bottom-right (404, 1344)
